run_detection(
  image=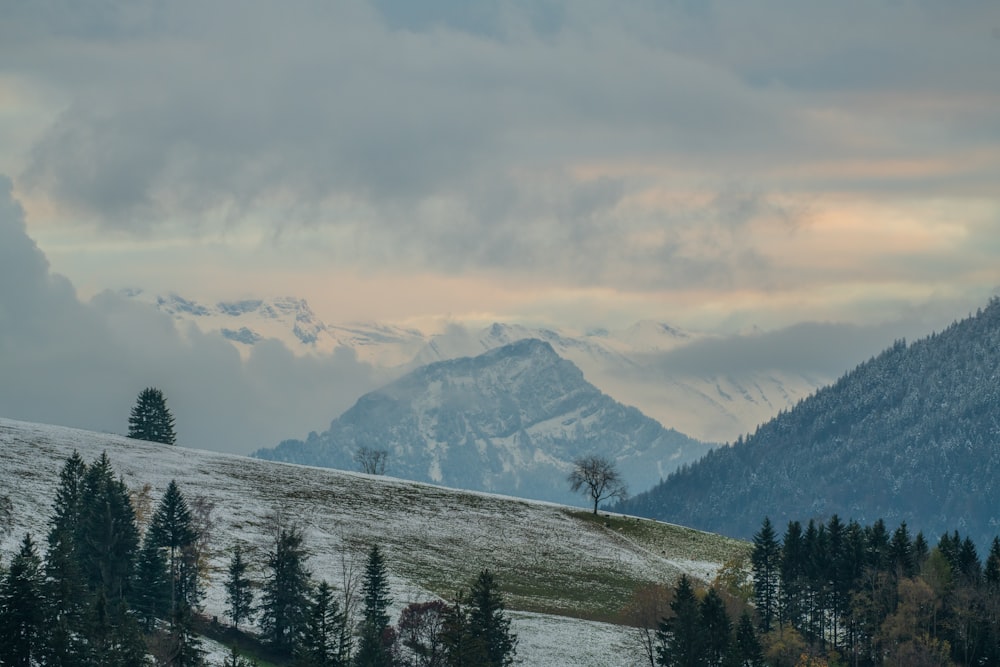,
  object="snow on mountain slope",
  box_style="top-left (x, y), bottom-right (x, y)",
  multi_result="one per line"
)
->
top-left (256, 339), bottom-right (712, 505)
top-left (0, 417), bottom-right (746, 667)
top-left (125, 290), bottom-right (427, 366)
top-left (412, 322), bottom-right (829, 444)
top-left (126, 290), bottom-right (829, 442)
